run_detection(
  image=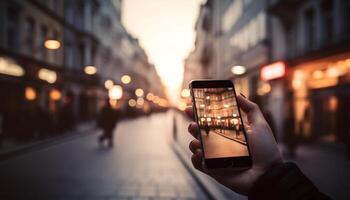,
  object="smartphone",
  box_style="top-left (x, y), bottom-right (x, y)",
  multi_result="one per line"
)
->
top-left (189, 80), bottom-right (252, 169)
